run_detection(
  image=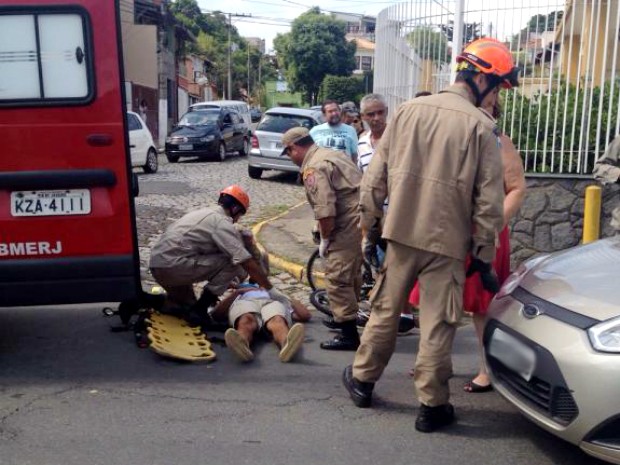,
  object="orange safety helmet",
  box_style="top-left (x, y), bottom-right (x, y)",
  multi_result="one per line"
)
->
top-left (456, 38), bottom-right (519, 89)
top-left (220, 185), bottom-right (250, 212)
